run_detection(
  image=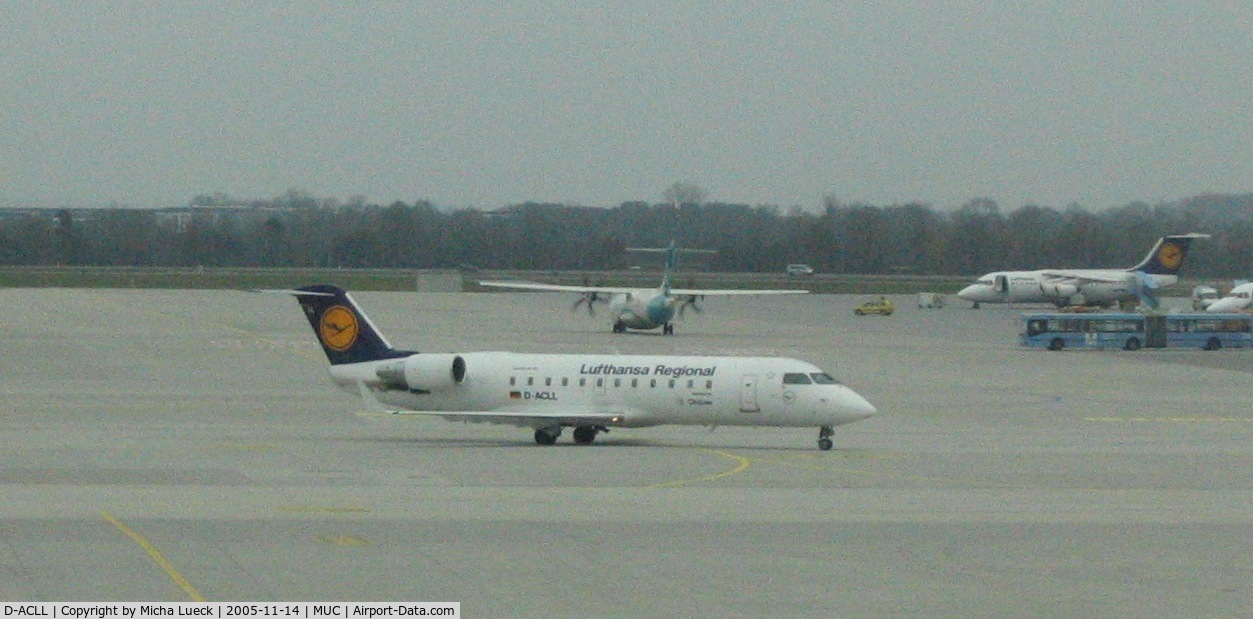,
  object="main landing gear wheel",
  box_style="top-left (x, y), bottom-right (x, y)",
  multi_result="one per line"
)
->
top-left (662, 323), bottom-right (674, 335)
top-left (572, 425), bottom-right (601, 445)
top-left (612, 321), bottom-right (626, 333)
top-left (817, 425), bottom-right (834, 451)
top-left (534, 426), bottom-right (561, 445)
